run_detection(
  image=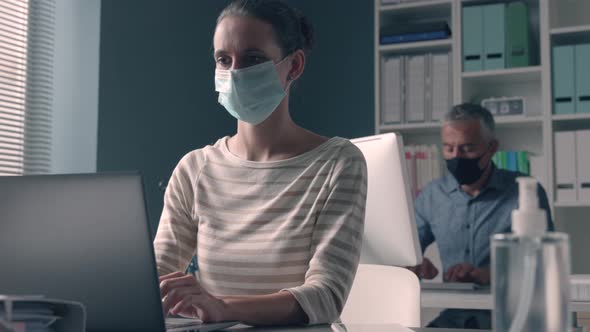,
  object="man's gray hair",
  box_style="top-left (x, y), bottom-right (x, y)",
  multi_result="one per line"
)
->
top-left (443, 103), bottom-right (496, 140)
